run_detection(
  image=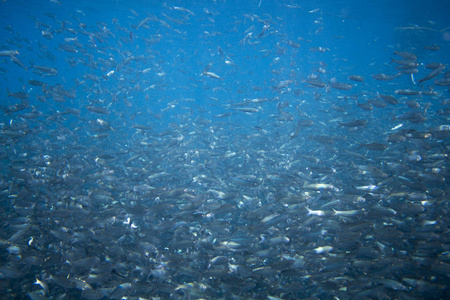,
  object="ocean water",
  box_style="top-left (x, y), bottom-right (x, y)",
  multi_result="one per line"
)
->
top-left (0, 0), bottom-right (449, 299)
